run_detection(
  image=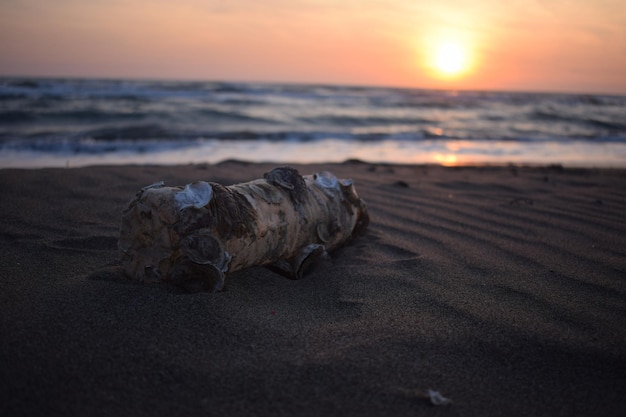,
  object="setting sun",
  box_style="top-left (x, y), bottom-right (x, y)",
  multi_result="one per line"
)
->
top-left (417, 31), bottom-right (478, 85)
top-left (431, 40), bottom-right (472, 79)
top-left (435, 42), bottom-right (467, 75)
